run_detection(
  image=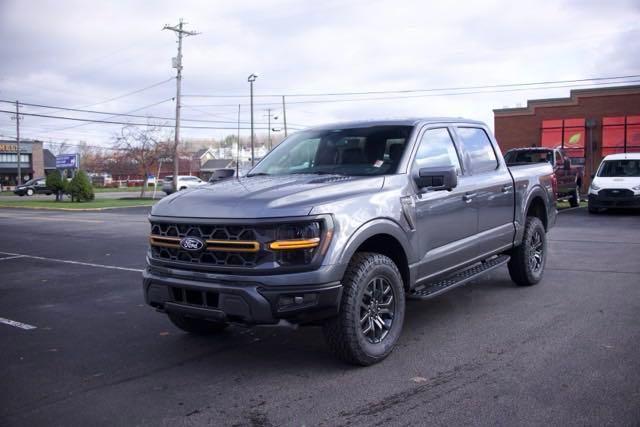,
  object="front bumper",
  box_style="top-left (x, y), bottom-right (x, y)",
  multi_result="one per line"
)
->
top-left (143, 267), bottom-right (343, 325)
top-left (588, 194), bottom-right (640, 209)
